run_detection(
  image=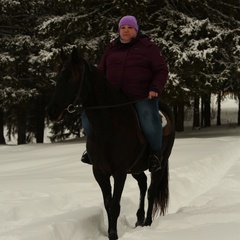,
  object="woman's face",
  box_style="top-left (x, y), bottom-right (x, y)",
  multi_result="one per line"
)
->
top-left (119, 25), bottom-right (137, 43)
